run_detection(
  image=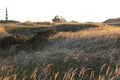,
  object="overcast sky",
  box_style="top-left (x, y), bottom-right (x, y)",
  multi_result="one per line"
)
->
top-left (0, 0), bottom-right (120, 22)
